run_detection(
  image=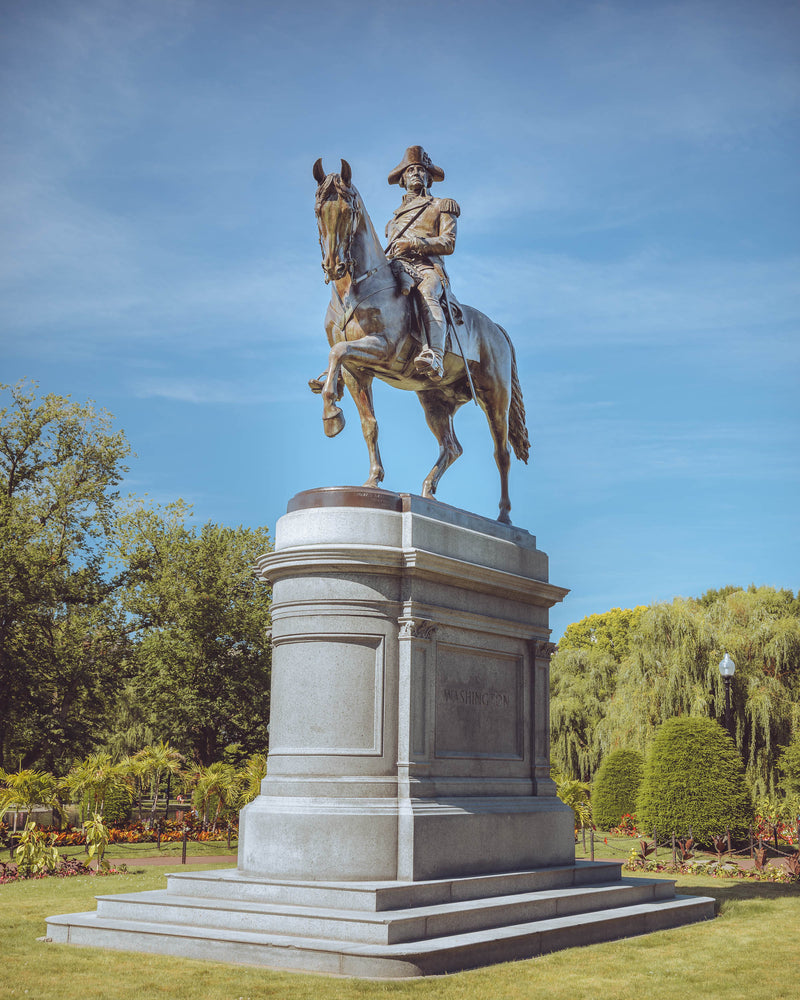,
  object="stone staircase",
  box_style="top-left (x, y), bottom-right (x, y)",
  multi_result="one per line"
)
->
top-left (47, 860), bottom-right (715, 977)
